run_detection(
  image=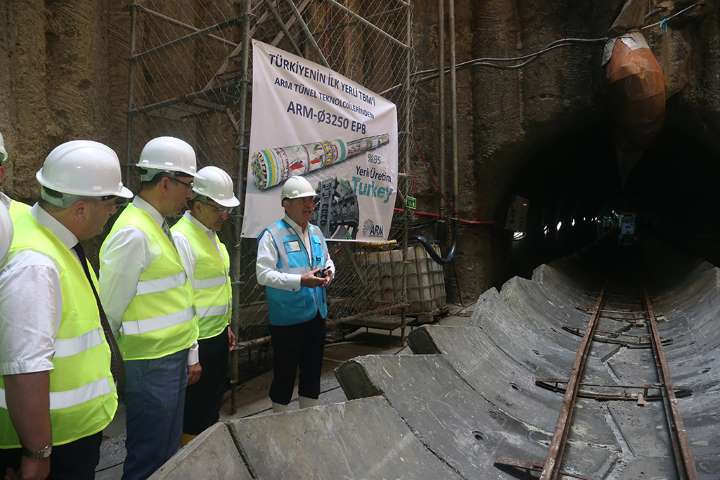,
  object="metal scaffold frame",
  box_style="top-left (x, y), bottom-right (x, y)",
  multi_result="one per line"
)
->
top-left (126, 0), bottom-right (417, 407)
